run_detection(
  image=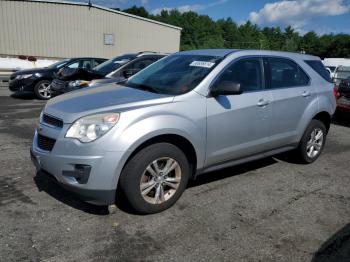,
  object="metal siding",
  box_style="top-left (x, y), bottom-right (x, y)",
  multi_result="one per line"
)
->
top-left (0, 0), bottom-right (181, 59)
